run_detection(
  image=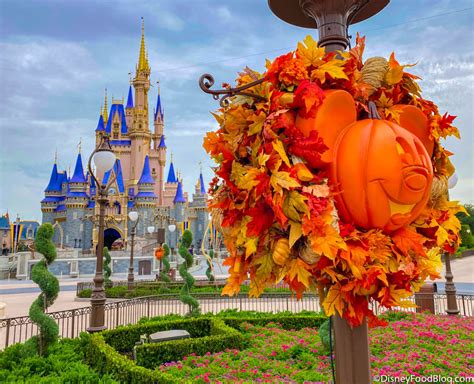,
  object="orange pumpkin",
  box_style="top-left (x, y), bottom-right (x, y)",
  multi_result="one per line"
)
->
top-left (331, 119), bottom-right (433, 232)
top-left (272, 238), bottom-right (290, 266)
top-left (295, 89), bottom-right (357, 166)
top-left (154, 247), bottom-right (164, 260)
